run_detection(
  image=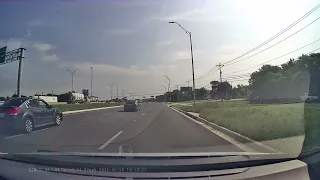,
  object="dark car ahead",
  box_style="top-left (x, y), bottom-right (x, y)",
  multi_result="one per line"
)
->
top-left (0, 97), bottom-right (63, 133)
top-left (124, 100), bottom-right (140, 111)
